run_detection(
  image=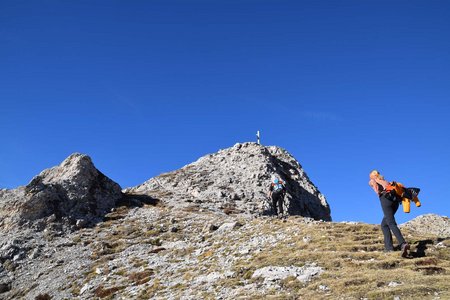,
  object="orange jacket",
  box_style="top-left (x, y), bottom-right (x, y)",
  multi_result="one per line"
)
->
top-left (387, 182), bottom-right (421, 213)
